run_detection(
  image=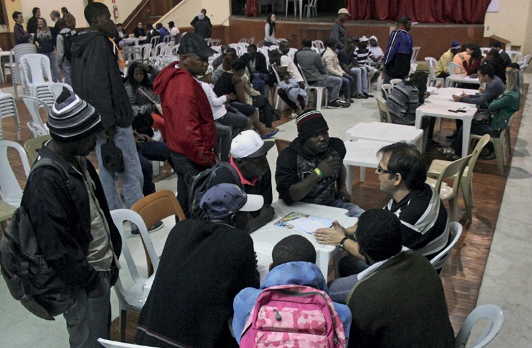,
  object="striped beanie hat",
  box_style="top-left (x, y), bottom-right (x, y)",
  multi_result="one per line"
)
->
top-left (295, 109), bottom-right (329, 140)
top-left (47, 88), bottom-right (102, 142)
